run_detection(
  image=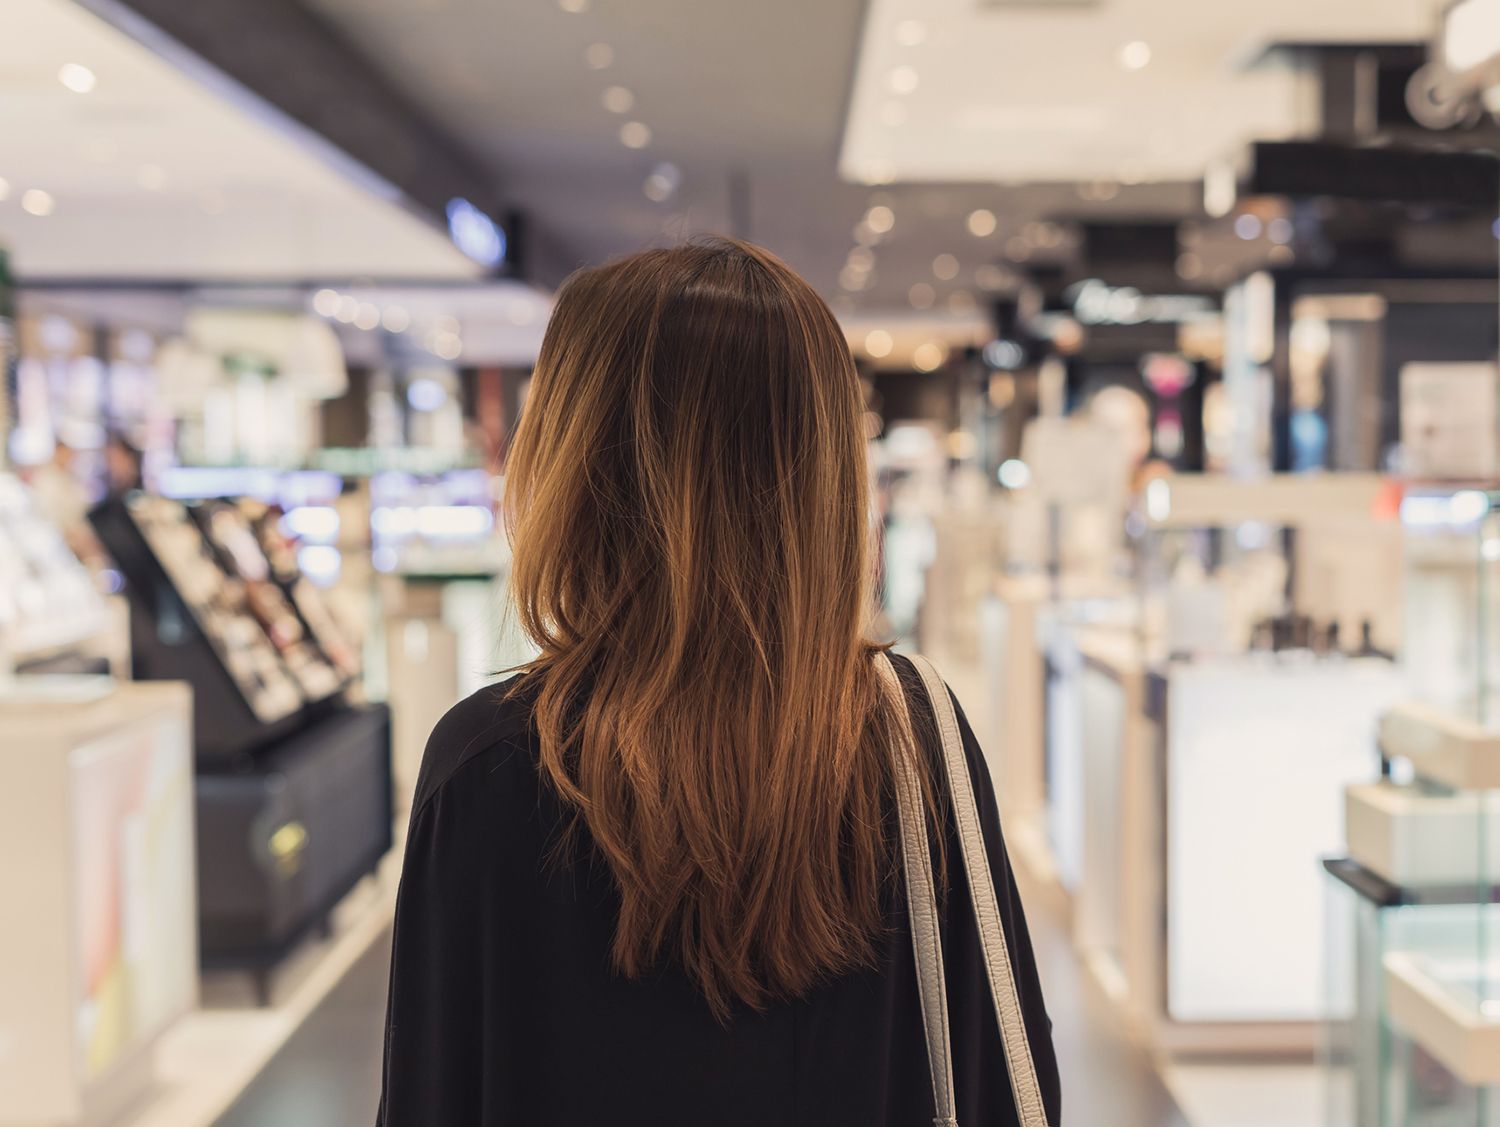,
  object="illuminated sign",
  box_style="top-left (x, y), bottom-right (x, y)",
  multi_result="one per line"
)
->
top-left (445, 198), bottom-right (506, 269)
top-left (1068, 279), bottom-right (1215, 326)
